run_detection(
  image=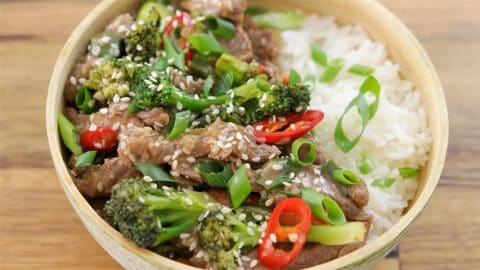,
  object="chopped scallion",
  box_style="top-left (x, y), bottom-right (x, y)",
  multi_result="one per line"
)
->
top-left (204, 16), bottom-right (236, 39)
top-left (301, 188), bottom-right (346, 225)
top-left (356, 155), bottom-right (375, 175)
top-left (75, 86), bottom-right (96, 113)
top-left (196, 161), bottom-right (233, 188)
top-left (399, 167), bottom-right (419, 178)
top-left (203, 75), bottom-right (214, 97)
top-left (227, 165), bottom-right (252, 209)
top-left (186, 33), bottom-right (225, 55)
top-left (58, 113), bottom-right (82, 156)
top-left (331, 169), bottom-right (361, 185)
top-left (75, 151), bottom-right (97, 168)
top-left (348, 64), bottom-right (375, 76)
top-left (163, 35), bottom-right (186, 71)
top-left (310, 43), bottom-right (328, 67)
top-left (290, 138), bottom-right (316, 167)
top-left (320, 58), bottom-right (344, 83)
top-left (371, 177), bottom-right (396, 188)
top-left (134, 162), bottom-right (177, 184)
top-left (307, 222), bottom-right (366, 245)
top-left (166, 110), bottom-right (191, 140)
top-left (288, 69), bottom-right (301, 85)
top-left (251, 10), bottom-right (304, 30)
